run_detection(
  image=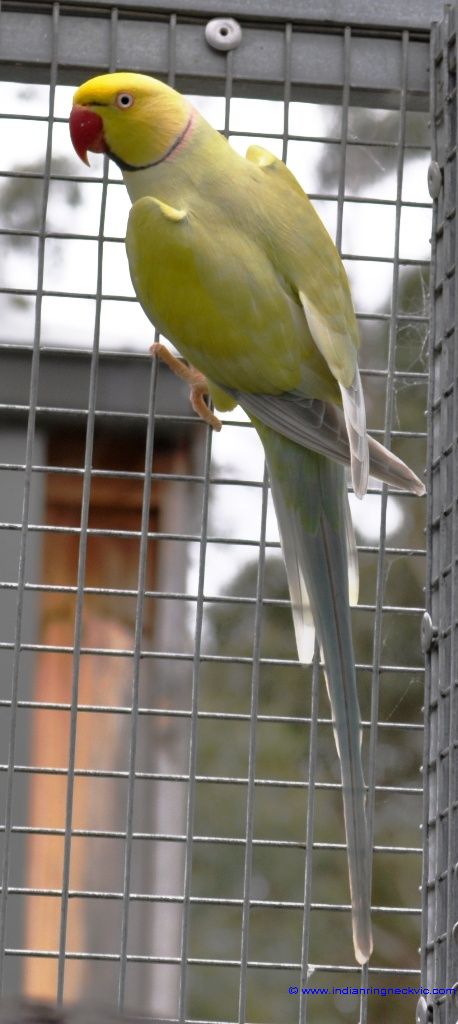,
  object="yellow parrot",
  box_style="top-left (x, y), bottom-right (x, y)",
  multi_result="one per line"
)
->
top-left (70, 72), bottom-right (425, 966)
